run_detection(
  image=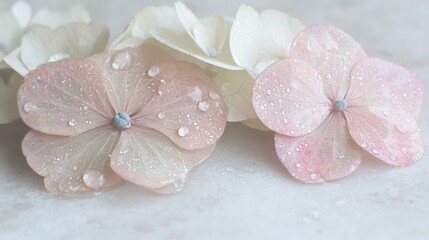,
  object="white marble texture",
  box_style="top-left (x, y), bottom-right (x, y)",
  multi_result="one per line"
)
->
top-left (0, 0), bottom-right (428, 239)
